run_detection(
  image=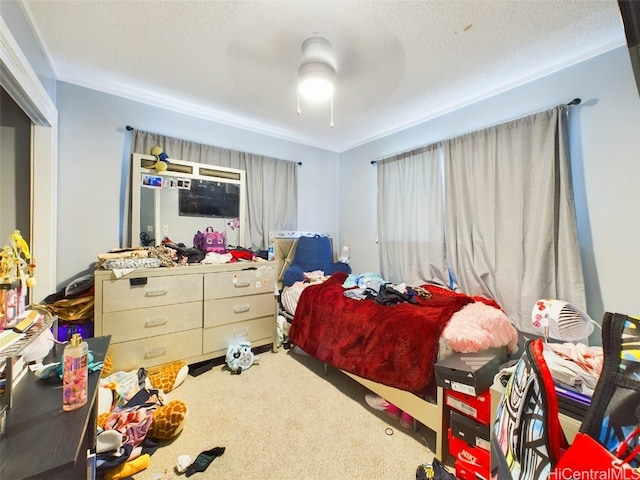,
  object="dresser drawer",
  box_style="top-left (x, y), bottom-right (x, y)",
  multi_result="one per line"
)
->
top-left (102, 274), bottom-right (202, 313)
top-left (204, 267), bottom-right (276, 299)
top-left (202, 316), bottom-right (274, 355)
top-left (103, 301), bottom-right (202, 343)
top-left (107, 328), bottom-right (202, 372)
top-left (204, 293), bottom-right (275, 328)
